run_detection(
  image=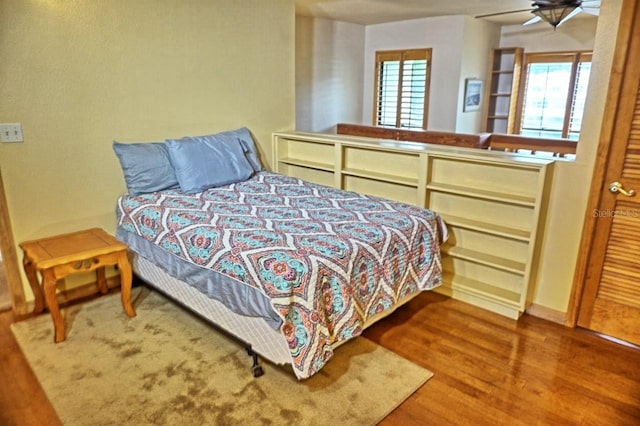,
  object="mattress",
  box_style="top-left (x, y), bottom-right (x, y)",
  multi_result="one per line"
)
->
top-left (118, 228), bottom-right (282, 329)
